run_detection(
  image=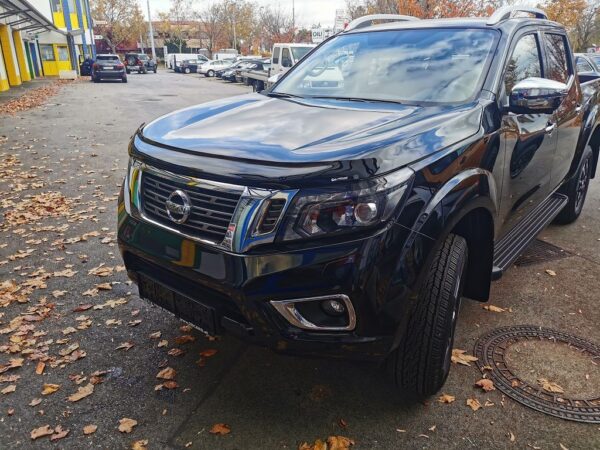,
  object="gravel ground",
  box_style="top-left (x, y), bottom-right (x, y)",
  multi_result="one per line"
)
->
top-left (0, 71), bottom-right (599, 450)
